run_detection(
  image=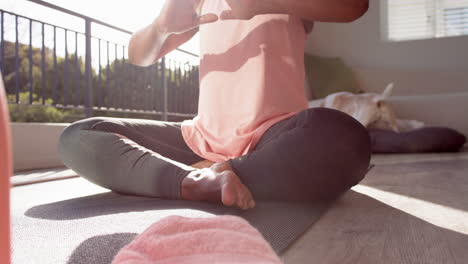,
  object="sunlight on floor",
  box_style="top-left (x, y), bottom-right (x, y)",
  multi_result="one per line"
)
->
top-left (353, 185), bottom-right (468, 235)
